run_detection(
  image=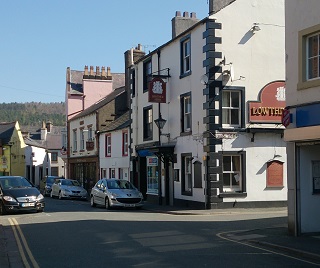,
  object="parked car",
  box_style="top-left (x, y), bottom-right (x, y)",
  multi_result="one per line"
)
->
top-left (51, 179), bottom-right (88, 200)
top-left (0, 176), bottom-right (45, 215)
top-left (40, 175), bottom-right (61, 196)
top-left (90, 178), bottom-right (144, 209)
